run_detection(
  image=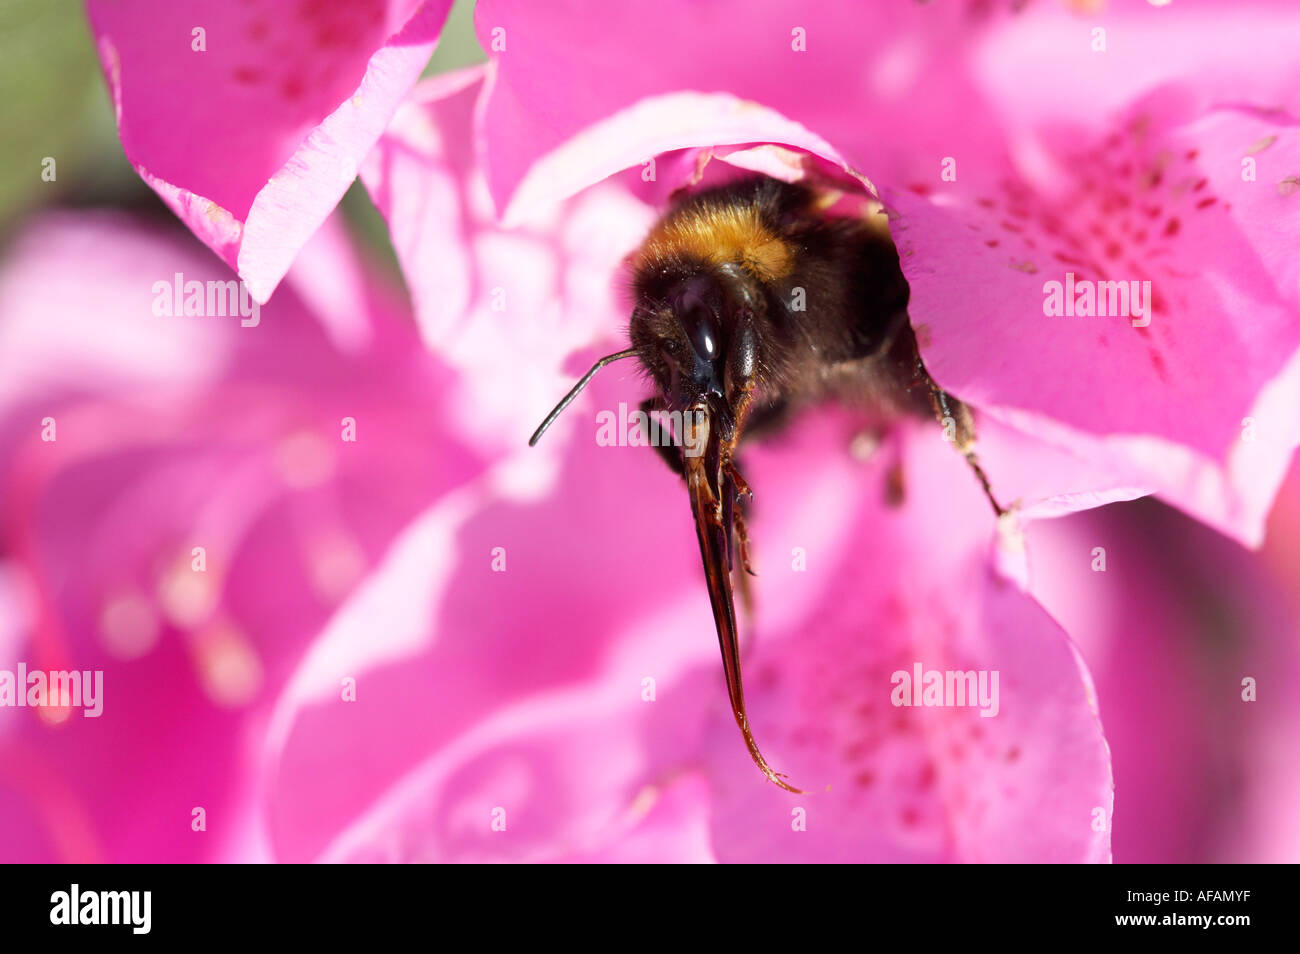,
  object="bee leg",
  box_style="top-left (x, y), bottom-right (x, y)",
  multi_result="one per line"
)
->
top-left (924, 381), bottom-right (1006, 517)
top-left (640, 398), bottom-right (686, 479)
top-left (724, 459), bottom-right (758, 645)
top-left (732, 514), bottom-right (757, 642)
top-left (729, 491), bottom-right (758, 577)
top-left (730, 396), bottom-right (787, 610)
top-left (728, 460), bottom-right (759, 579)
top-left (886, 455), bottom-right (906, 507)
